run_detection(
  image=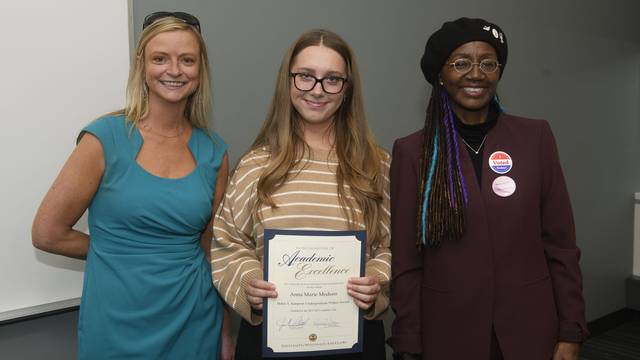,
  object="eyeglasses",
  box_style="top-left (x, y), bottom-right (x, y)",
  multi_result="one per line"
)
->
top-left (142, 11), bottom-right (201, 32)
top-left (447, 59), bottom-right (501, 74)
top-left (290, 73), bottom-right (347, 94)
